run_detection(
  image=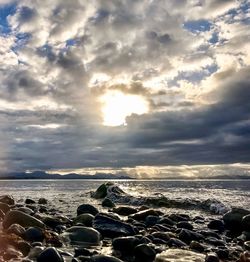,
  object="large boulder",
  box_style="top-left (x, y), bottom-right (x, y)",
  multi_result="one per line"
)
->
top-left (64, 226), bottom-right (101, 246)
top-left (3, 210), bottom-right (45, 229)
top-left (155, 248), bottom-right (205, 262)
top-left (93, 214), bottom-right (137, 238)
top-left (242, 215), bottom-right (250, 232)
top-left (91, 183), bottom-right (113, 199)
top-left (223, 208), bottom-right (250, 231)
